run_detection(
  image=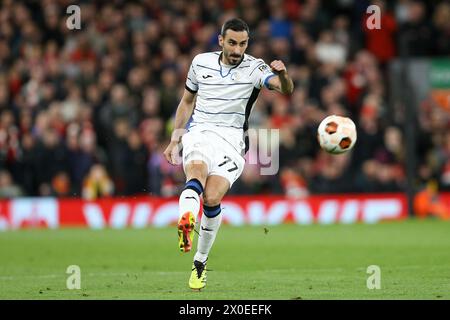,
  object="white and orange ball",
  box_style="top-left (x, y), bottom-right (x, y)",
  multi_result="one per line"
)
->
top-left (317, 115), bottom-right (357, 154)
